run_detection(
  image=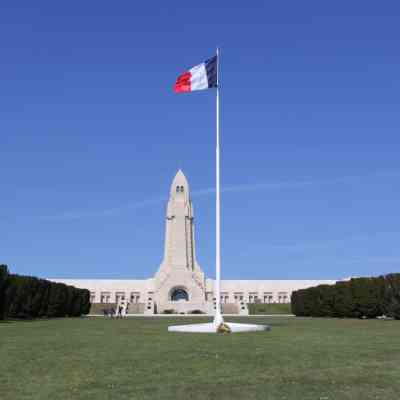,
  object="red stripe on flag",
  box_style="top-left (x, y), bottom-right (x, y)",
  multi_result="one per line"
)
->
top-left (174, 71), bottom-right (191, 93)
